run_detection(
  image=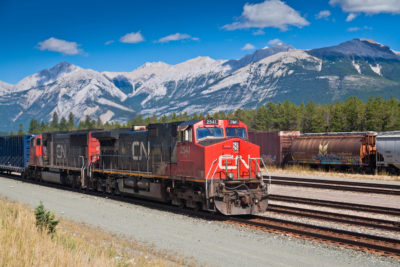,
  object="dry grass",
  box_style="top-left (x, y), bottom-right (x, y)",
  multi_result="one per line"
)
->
top-left (0, 198), bottom-right (187, 267)
top-left (263, 165), bottom-right (400, 182)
